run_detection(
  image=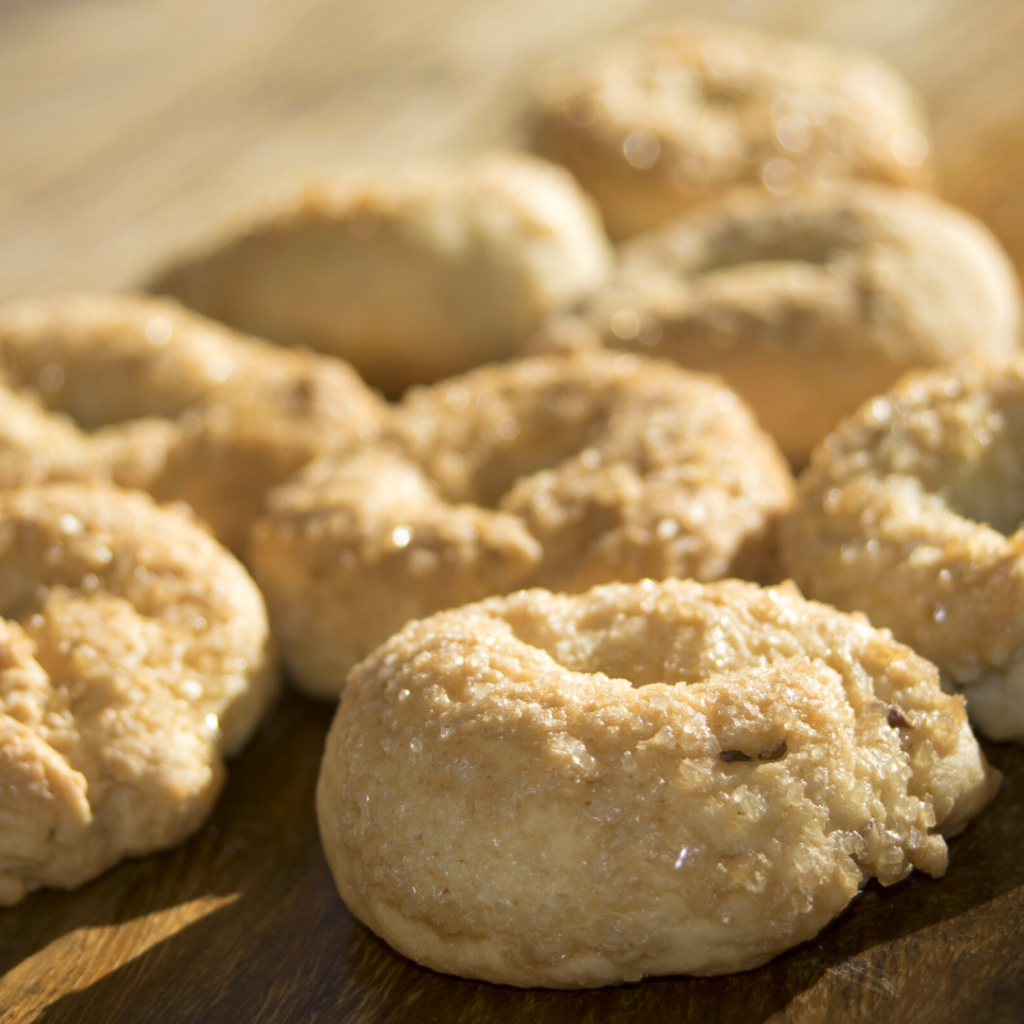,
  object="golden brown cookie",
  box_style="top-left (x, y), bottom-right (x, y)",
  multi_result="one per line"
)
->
top-left (317, 578), bottom-right (998, 987)
top-left (148, 151), bottom-right (614, 396)
top-left (249, 351), bottom-right (794, 698)
top-left (529, 20), bottom-right (933, 239)
top-left (0, 484), bottom-right (277, 905)
top-left (0, 293), bottom-right (385, 553)
top-left (531, 183), bottom-right (1022, 465)
top-left (780, 355), bottom-right (1024, 741)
